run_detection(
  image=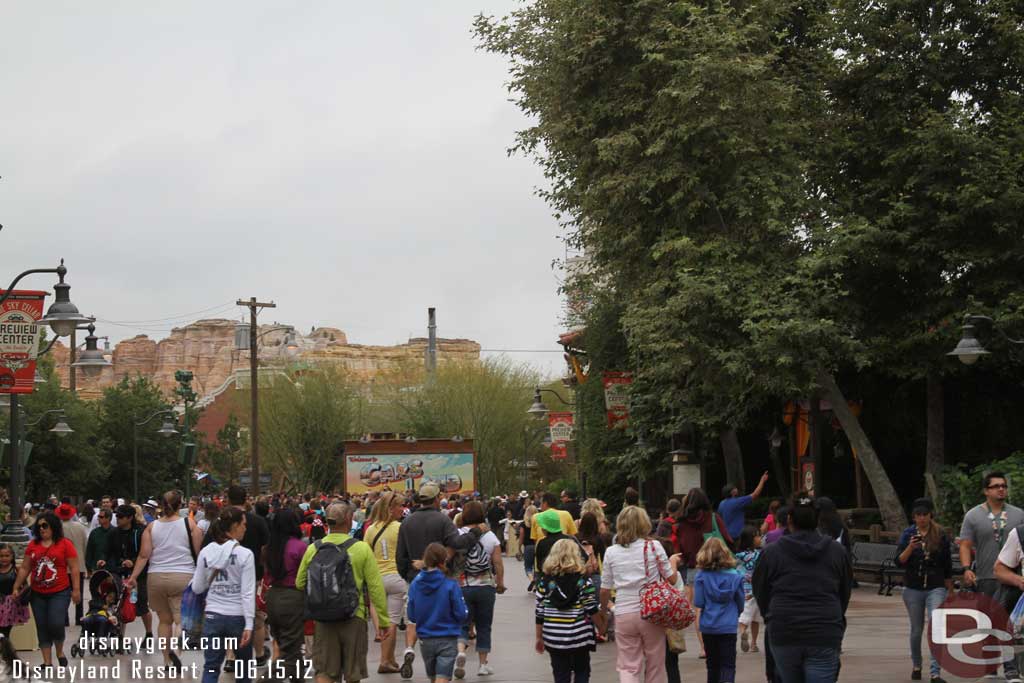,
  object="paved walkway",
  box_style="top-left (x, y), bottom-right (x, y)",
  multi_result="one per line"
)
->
top-left (9, 556), bottom-right (991, 682)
